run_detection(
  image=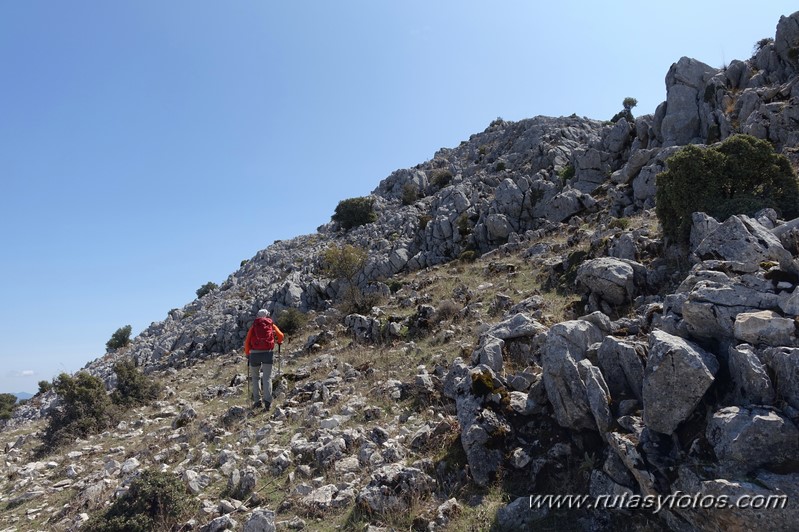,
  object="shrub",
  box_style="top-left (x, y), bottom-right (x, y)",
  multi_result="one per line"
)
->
top-left (456, 213), bottom-right (472, 236)
top-left (106, 325), bottom-right (132, 351)
top-left (388, 280), bottom-right (404, 293)
top-left (754, 37), bottom-right (774, 55)
top-left (0, 393), bottom-right (16, 420)
top-left (401, 182), bottom-right (419, 205)
top-left (322, 244), bottom-right (370, 313)
top-left (85, 470), bottom-right (192, 532)
top-left (558, 164), bottom-right (575, 183)
top-left (38, 380), bottom-right (52, 395)
top-left (459, 250), bottom-right (477, 262)
top-left (418, 214), bottom-right (432, 230)
top-left (611, 97), bottom-right (637, 123)
top-left (111, 359), bottom-right (161, 407)
top-left (494, 161), bottom-right (506, 172)
top-left (430, 169), bottom-right (453, 188)
top-left (332, 196), bottom-right (377, 230)
top-left (196, 281), bottom-right (218, 298)
top-left (608, 217), bottom-right (631, 230)
top-left (40, 372), bottom-right (117, 451)
top-left (275, 308), bottom-right (308, 336)
top-left (622, 97), bottom-right (638, 110)
top-left (435, 299), bottom-right (461, 322)
top-left (656, 134), bottom-right (799, 245)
